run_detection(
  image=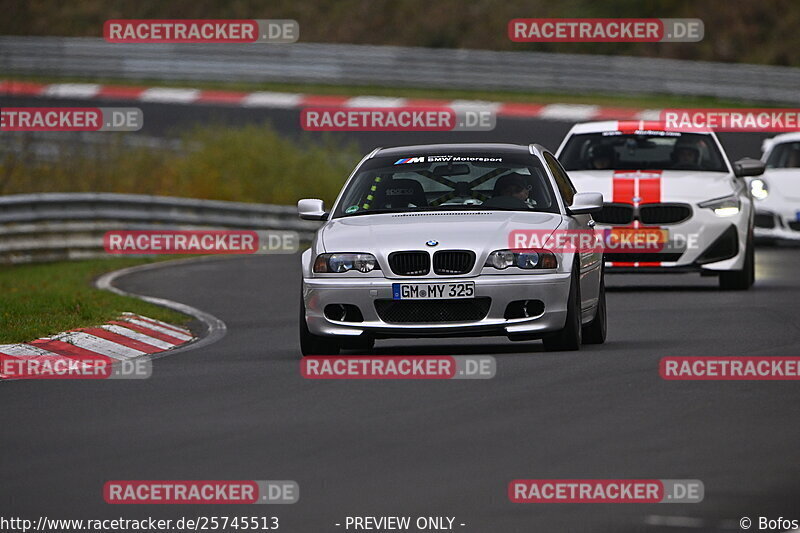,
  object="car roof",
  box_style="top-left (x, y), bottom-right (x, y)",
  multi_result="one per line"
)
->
top-left (762, 132), bottom-right (800, 154)
top-left (567, 120), bottom-right (714, 135)
top-left (766, 132), bottom-right (800, 144)
top-left (374, 143), bottom-right (535, 157)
